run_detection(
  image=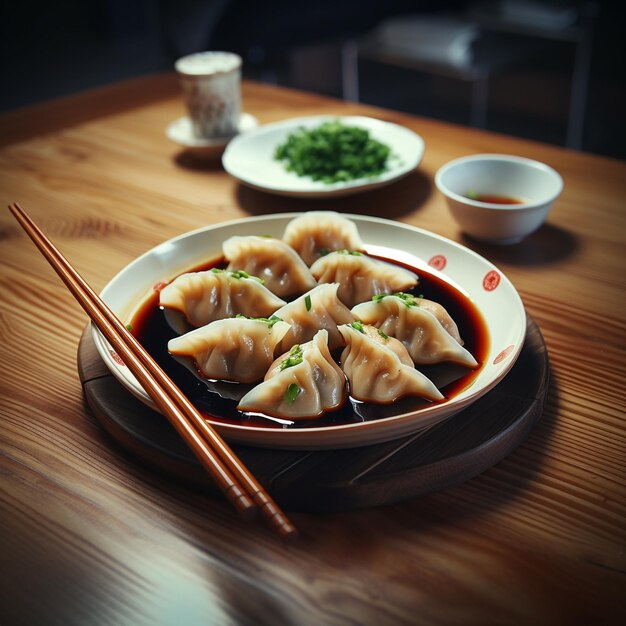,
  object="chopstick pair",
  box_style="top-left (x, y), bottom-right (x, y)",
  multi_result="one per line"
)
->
top-left (9, 202), bottom-right (298, 542)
